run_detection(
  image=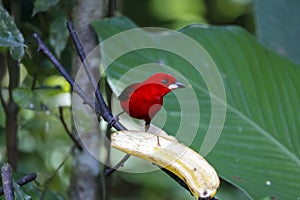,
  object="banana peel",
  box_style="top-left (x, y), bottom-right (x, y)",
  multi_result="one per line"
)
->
top-left (111, 130), bottom-right (220, 200)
